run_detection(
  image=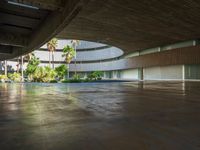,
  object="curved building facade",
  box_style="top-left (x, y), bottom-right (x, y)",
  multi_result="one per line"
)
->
top-left (36, 40), bottom-right (124, 79)
top-left (1, 39), bottom-right (200, 80)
